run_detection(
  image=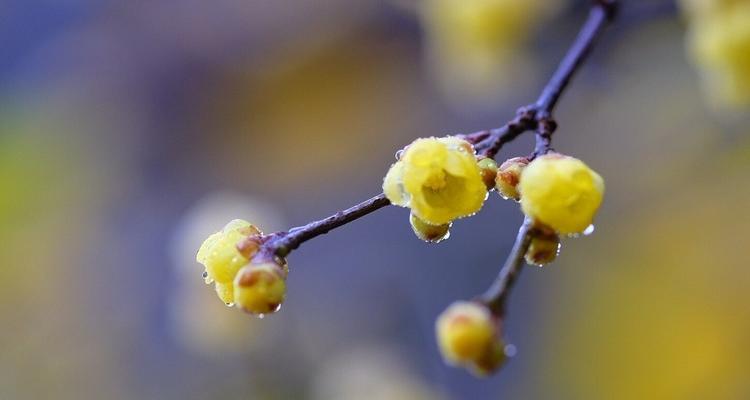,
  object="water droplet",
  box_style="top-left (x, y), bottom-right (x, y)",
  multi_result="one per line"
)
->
top-left (504, 344), bottom-right (518, 357)
top-left (425, 230), bottom-right (451, 244)
top-left (256, 313), bottom-right (265, 319)
top-left (225, 302), bottom-right (235, 307)
top-left (202, 271), bottom-right (208, 278)
top-left (583, 224), bottom-right (595, 236)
